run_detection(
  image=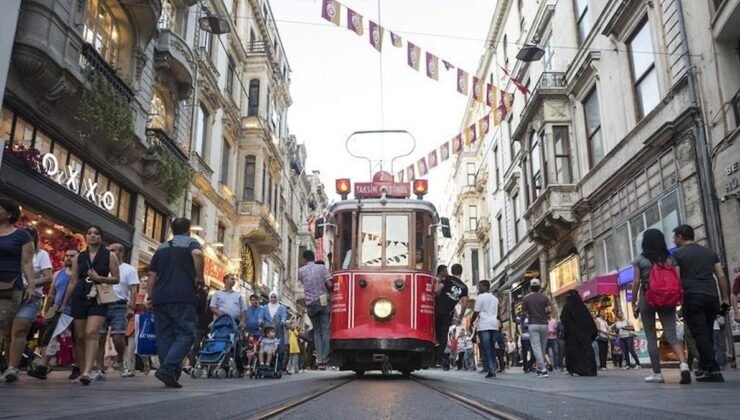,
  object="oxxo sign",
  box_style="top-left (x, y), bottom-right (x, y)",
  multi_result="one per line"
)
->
top-left (41, 153), bottom-right (116, 211)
